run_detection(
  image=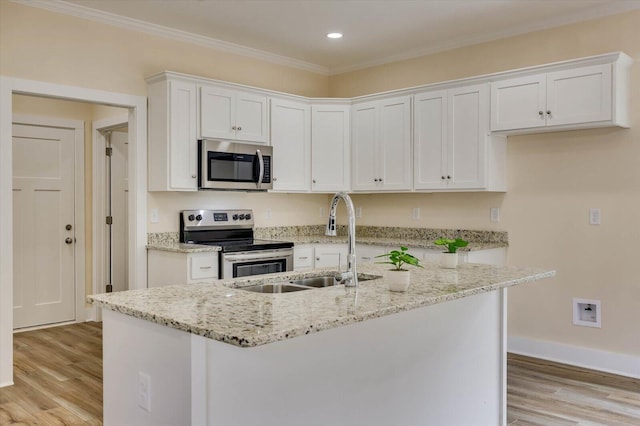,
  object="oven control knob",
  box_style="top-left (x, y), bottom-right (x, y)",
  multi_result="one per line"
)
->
top-left (195, 214), bottom-right (203, 221)
top-left (188, 214), bottom-right (195, 221)
top-left (232, 214), bottom-right (239, 220)
top-left (239, 214), bottom-right (246, 220)
top-left (245, 214), bottom-right (251, 220)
